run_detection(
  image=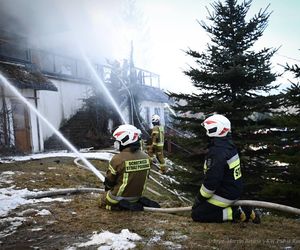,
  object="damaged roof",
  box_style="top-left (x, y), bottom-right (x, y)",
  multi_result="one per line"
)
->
top-left (133, 84), bottom-right (170, 103)
top-left (0, 61), bottom-right (57, 91)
